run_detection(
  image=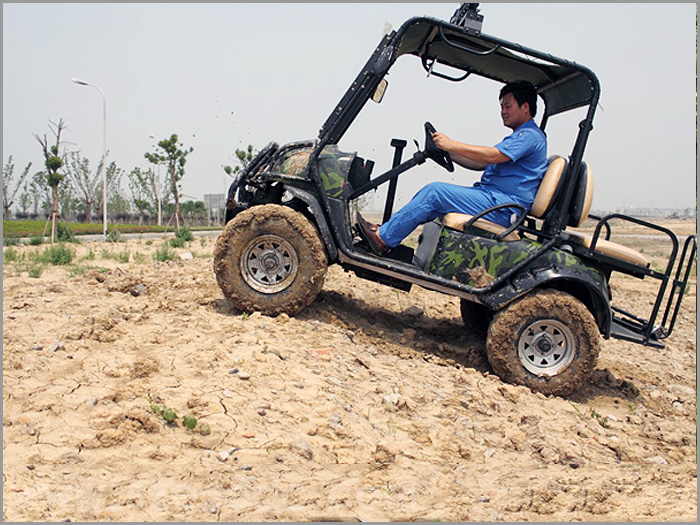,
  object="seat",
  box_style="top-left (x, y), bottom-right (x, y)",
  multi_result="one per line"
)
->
top-left (563, 162), bottom-right (649, 268)
top-left (565, 230), bottom-right (649, 267)
top-left (441, 155), bottom-right (567, 240)
top-left (440, 155), bottom-right (650, 268)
